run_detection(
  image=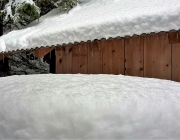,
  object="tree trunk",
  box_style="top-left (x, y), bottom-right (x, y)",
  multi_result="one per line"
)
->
top-left (0, 17), bottom-right (3, 36)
